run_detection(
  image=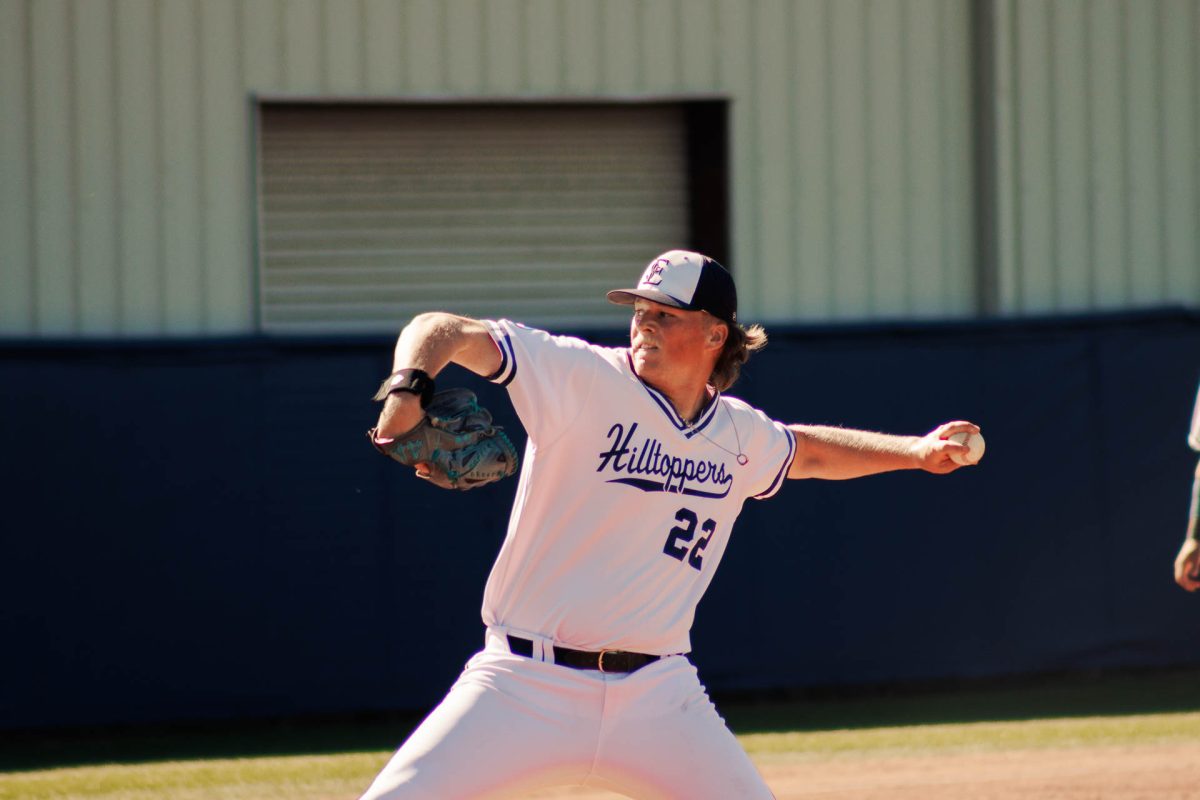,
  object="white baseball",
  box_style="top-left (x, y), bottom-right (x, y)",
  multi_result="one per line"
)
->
top-left (948, 431), bottom-right (985, 465)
